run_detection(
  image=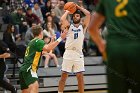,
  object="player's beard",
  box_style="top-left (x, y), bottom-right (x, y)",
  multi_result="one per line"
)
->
top-left (73, 19), bottom-right (81, 24)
